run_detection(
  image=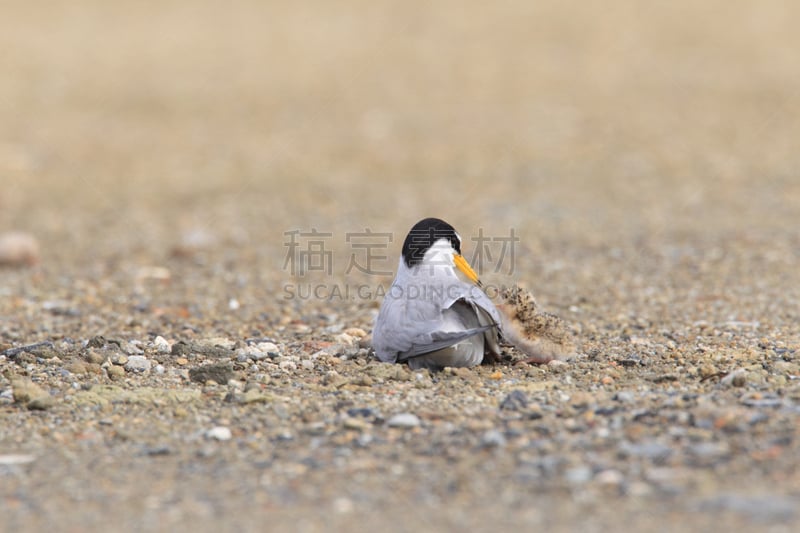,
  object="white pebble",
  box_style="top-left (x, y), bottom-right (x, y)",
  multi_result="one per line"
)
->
top-left (344, 327), bottom-right (367, 338)
top-left (387, 413), bottom-right (421, 428)
top-left (227, 379), bottom-right (244, 390)
top-left (0, 454), bottom-right (36, 466)
top-left (334, 333), bottom-right (355, 346)
top-left (153, 336), bottom-right (171, 354)
top-left (205, 426), bottom-right (232, 441)
top-left (279, 361), bottom-right (297, 372)
top-left (124, 356), bottom-right (152, 373)
top-left (256, 342), bottom-right (279, 354)
top-left (238, 342), bottom-right (280, 361)
top-left (0, 232), bottom-right (40, 266)
top-left (595, 469), bottom-right (625, 486)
